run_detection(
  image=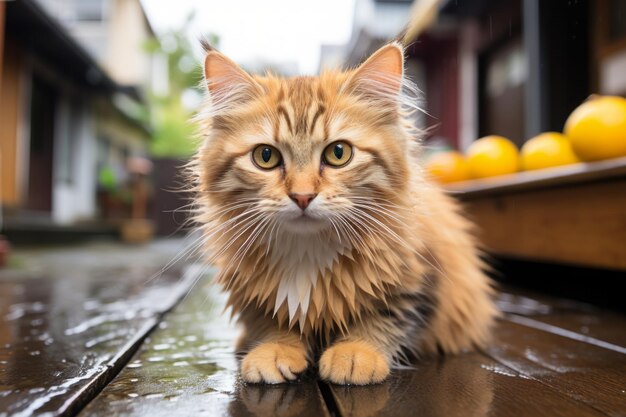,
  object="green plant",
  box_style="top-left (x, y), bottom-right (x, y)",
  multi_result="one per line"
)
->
top-left (143, 14), bottom-right (219, 158)
top-left (98, 167), bottom-right (118, 192)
